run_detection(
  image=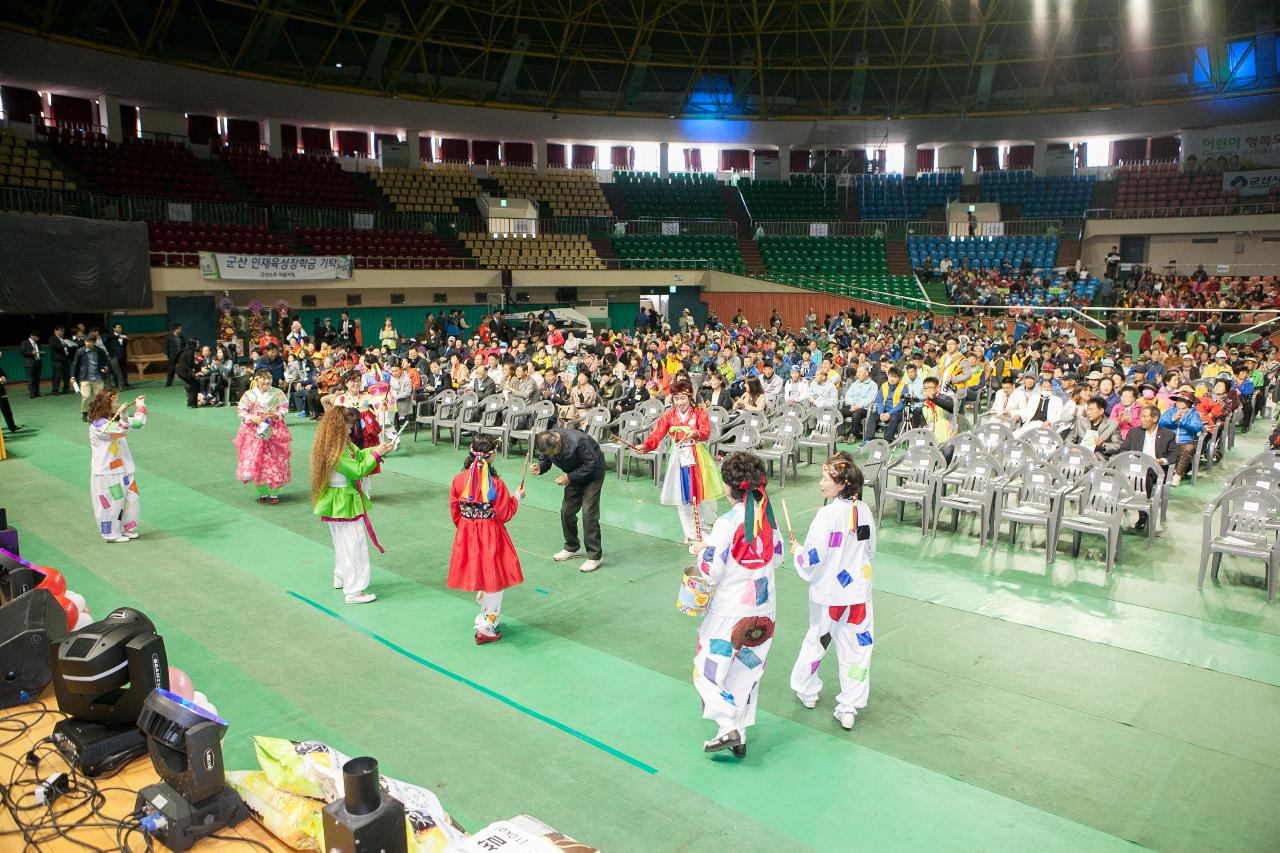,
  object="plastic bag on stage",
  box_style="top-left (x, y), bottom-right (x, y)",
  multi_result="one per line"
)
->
top-left (226, 770), bottom-right (324, 851)
top-left (250, 735), bottom-right (466, 851)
